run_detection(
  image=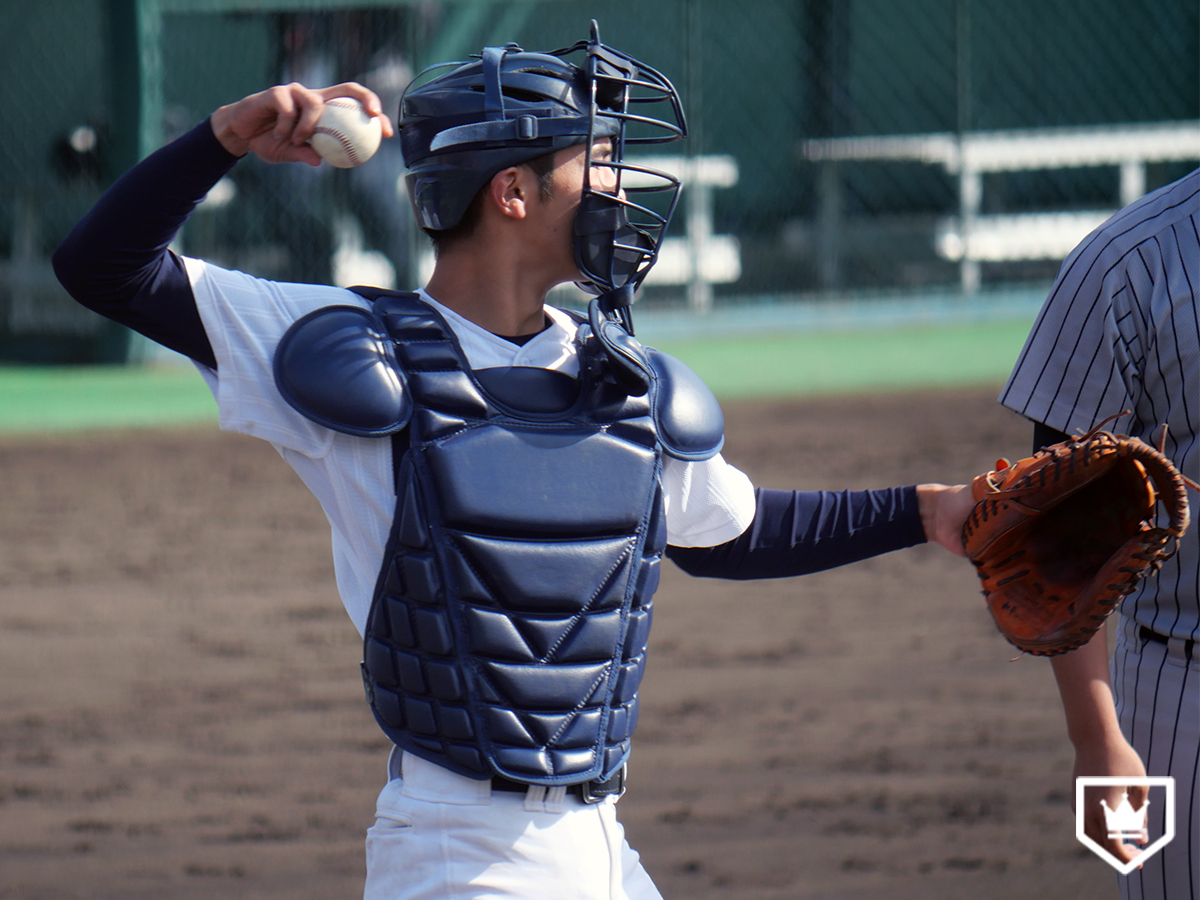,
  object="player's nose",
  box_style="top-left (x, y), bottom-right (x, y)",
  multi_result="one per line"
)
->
top-left (589, 164), bottom-right (620, 195)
